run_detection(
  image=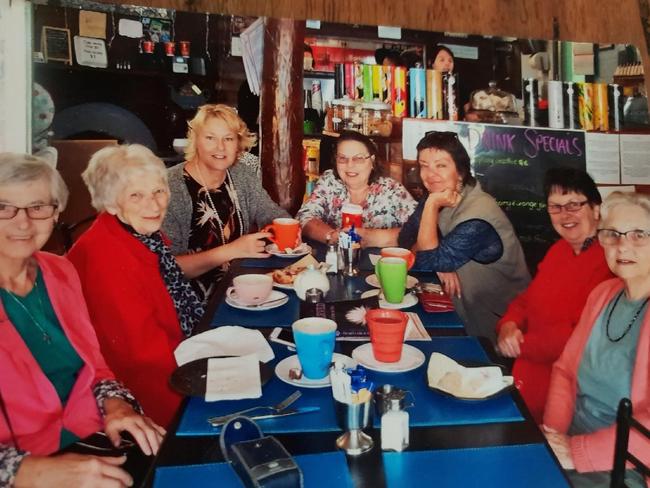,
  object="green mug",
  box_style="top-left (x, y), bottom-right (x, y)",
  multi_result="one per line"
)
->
top-left (375, 257), bottom-right (407, 304)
